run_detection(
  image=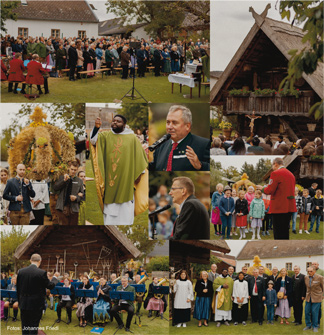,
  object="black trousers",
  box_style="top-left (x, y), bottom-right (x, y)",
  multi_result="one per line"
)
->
top-left (110, 304), bottom-right (134, 329)
top-left (293, 298), bottom-right (303, 323)
top-left (8, 82), bottom-right (26, 93)
top-left (138, 62), bottom-right (145, 77)
top-left (21, 309), bottom-right (42, 335)
top-left (154, 62), bottom-right (161, 76)
top-left (57, 300), bottom-right (73, 319)
top-left (232, 303), bottom-right (248, 323)
top-left (69, 63), bottom-right (76, 80)
top-left (122, 65), bottom-right (129, 79)
top-left (272, 213), bottom-right (292, 239)
top-left (262, 213), bottom-right (270, 231)
top-left (30, 209), bottom-right (45, 225)
top-left (250, 296), bottom-right (263, 322)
